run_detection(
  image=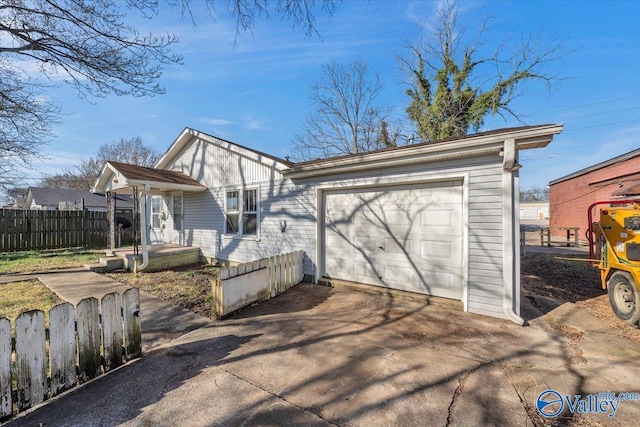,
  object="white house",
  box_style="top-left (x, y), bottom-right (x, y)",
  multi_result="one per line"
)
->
top-left (93, 124), bottom-right (563, 323)
top-left (519, 201), bottom-right (549, 221)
